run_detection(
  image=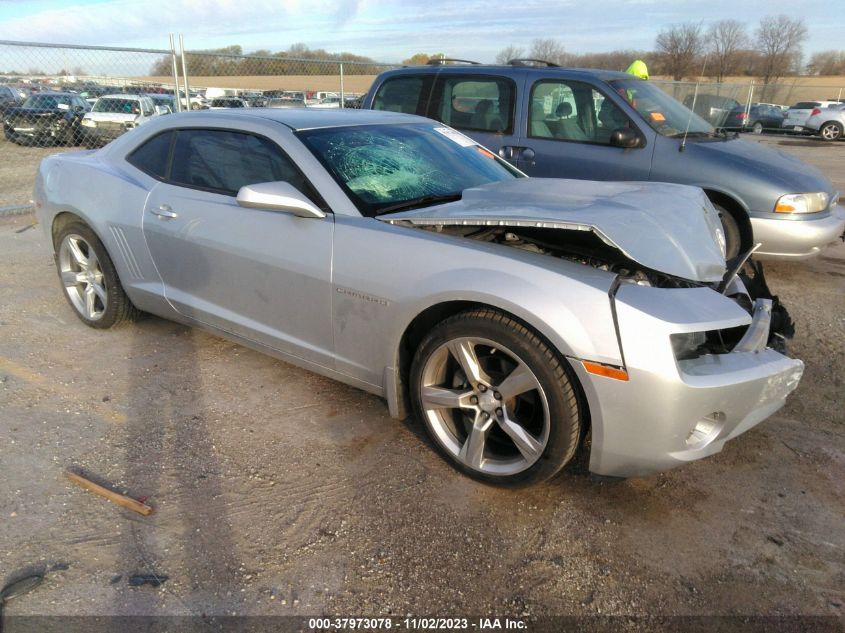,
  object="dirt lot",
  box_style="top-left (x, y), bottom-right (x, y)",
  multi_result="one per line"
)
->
top-left (0, 135), bottom-right (843, 629)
